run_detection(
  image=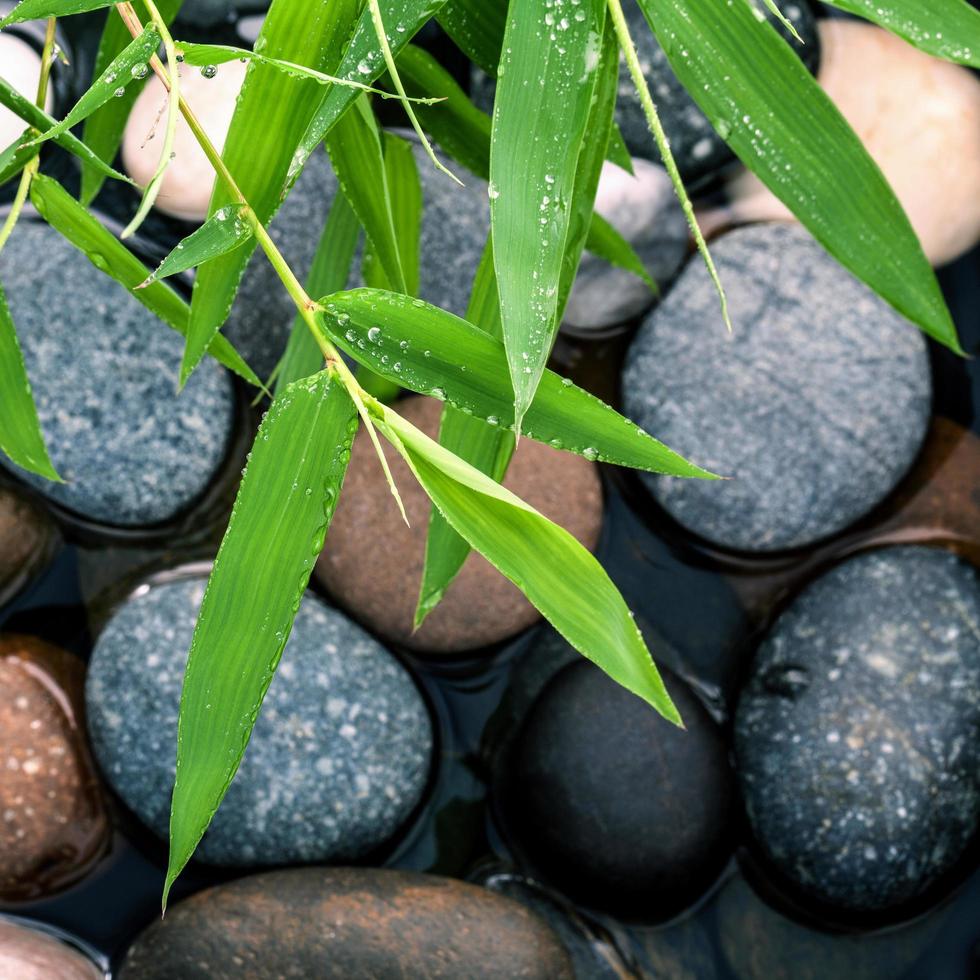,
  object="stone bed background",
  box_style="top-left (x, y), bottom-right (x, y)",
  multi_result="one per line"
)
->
top-left (1, 1), bottom-right (980, 977)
